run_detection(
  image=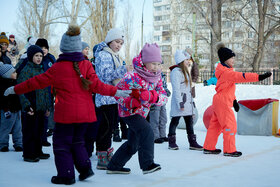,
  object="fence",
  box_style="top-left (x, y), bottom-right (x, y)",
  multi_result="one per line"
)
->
top-left (163, 69), bottom-right (280, 85)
